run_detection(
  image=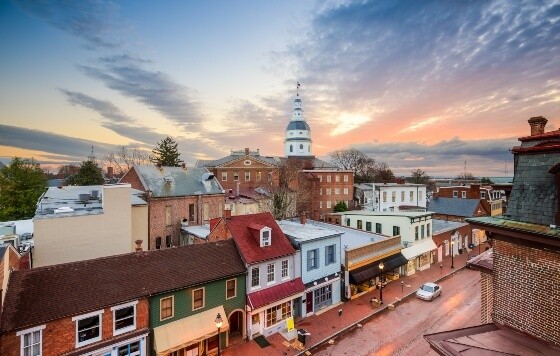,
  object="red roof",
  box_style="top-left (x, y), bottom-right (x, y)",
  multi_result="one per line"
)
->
top-left (225, 212), bottom-right (295, 264)
top-left (247, 278), bottom-right (305, 310)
